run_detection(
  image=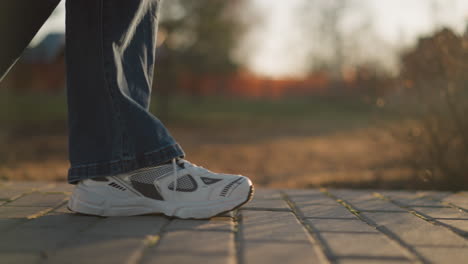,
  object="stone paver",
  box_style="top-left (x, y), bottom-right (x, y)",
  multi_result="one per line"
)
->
top-left (242, 189), bottom-right (290, 211)
top-left (329, 189), bottom-right (468, 264)
top-left (0, 182), bottom-right (56, 204)
top-left (240, 210), bottom-right (323, 264)
top-left (0, 181), bottom-right (467, 264)
top-left (5, 192), bottom-right (68, 207)
top-left (141, 218), bottom-right (234, 264)
top-left (442, 192), bottom-right (468, 211)
top-left (45, 216), bottom-right (169, 264)
top-left (286, 190), bottom-right (413, 263)
top-left (375, 191), bottom-right (468, 236)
